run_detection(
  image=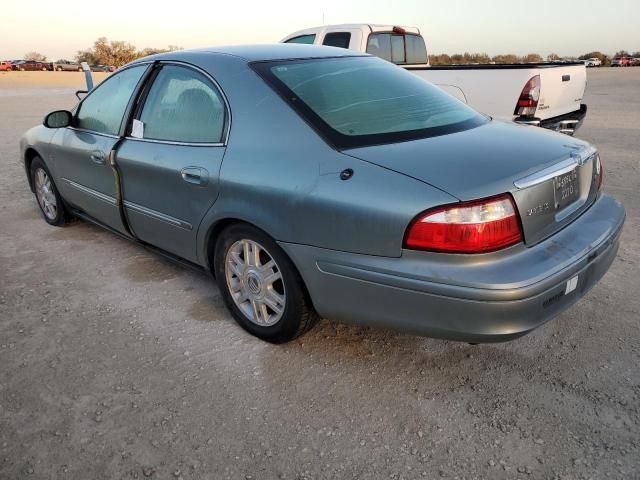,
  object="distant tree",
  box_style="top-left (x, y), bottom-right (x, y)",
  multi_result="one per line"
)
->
top-left (76, 38), bottom-right (184, 66)
top-left (75, 48), bottom-right (98, 65)
top-left (579, 51), bottom-right (610, 65)
top-left (137, 45), bottom-right (183, 59)
top-left (492, 54), bottom-right (520, 64)
top-left (94, 37), bottom-right (138, 67)
top-left (615, 50), bottom-right (630, 57)
top-left (523, 53), bottom-right (543, 63)
top-left (428, 54), bottom-right (452, 65)
top-left (547, 53), bottom-right (561, 61)
top-left (632, 51), bottom-right (640, 57)
top-left (24, 51), bottom-right (47, 61)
